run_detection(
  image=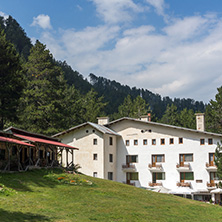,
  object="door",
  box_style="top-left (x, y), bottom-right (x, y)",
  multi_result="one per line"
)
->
top-left (209, 153), bottom-right (215, 166)
top-left (126, 172), bottom-right (131, 184)
top-left (180, 154), bottom-right (185, 167)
